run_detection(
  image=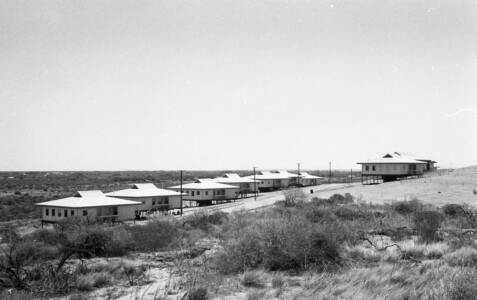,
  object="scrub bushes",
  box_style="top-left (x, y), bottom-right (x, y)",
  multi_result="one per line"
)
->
top-left (127, 219), bottom-right (181, 251)
top-left (215, 214), bottom-right (342, 273)
top-left (413, 210), bottom-right (444, 243)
